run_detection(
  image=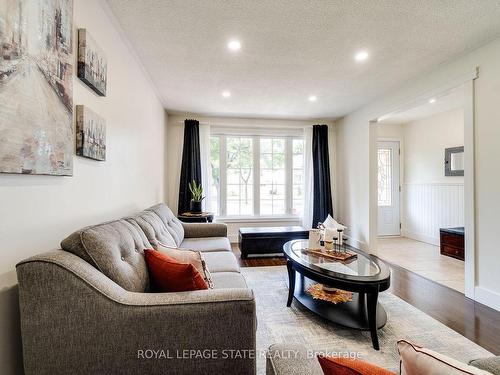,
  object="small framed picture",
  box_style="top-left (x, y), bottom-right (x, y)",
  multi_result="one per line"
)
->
top-left (77, 29), bottom-right (107, 96)
top-left (76, 105), bottom-right (106, 161)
